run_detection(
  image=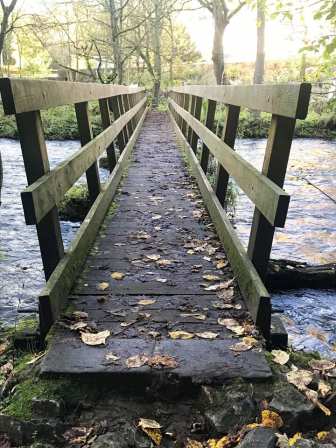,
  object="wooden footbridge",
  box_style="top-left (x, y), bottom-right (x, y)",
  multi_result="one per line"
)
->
top-left (0, 79), bottom-right (311, 379)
